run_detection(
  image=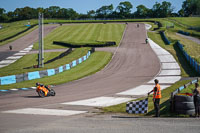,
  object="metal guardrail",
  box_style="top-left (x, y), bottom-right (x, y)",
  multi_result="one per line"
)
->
top-left (177, 41), bottom-right (200, 74)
